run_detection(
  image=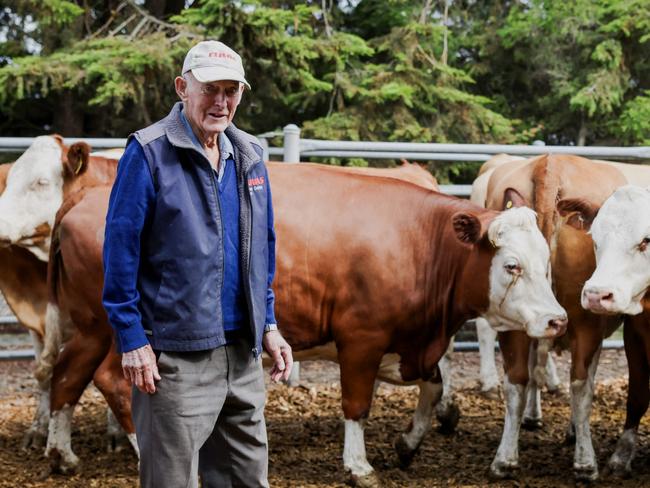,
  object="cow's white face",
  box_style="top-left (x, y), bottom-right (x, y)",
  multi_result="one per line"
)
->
top-left (0, 136), bottom-right (65, 261)
top-left (582, 185), bottom-right (650, 316)
top-left (483, 207), bottom-right (567, 338)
